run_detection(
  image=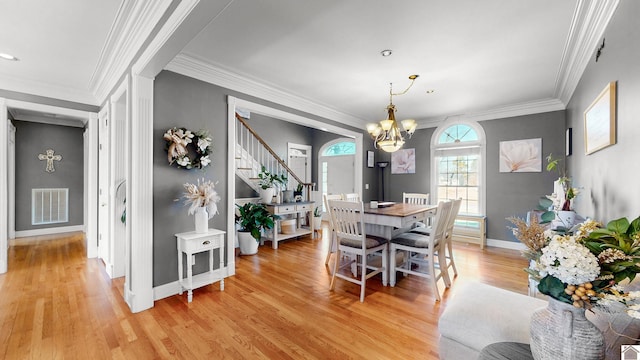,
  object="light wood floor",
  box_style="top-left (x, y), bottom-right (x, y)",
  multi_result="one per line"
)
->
top-left (0, 225), bottom-right (529, 359)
